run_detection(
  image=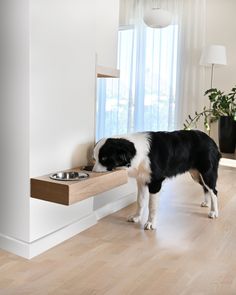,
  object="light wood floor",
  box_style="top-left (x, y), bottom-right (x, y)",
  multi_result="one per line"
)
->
top-left (1, 166), bottom-right (236, 295)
